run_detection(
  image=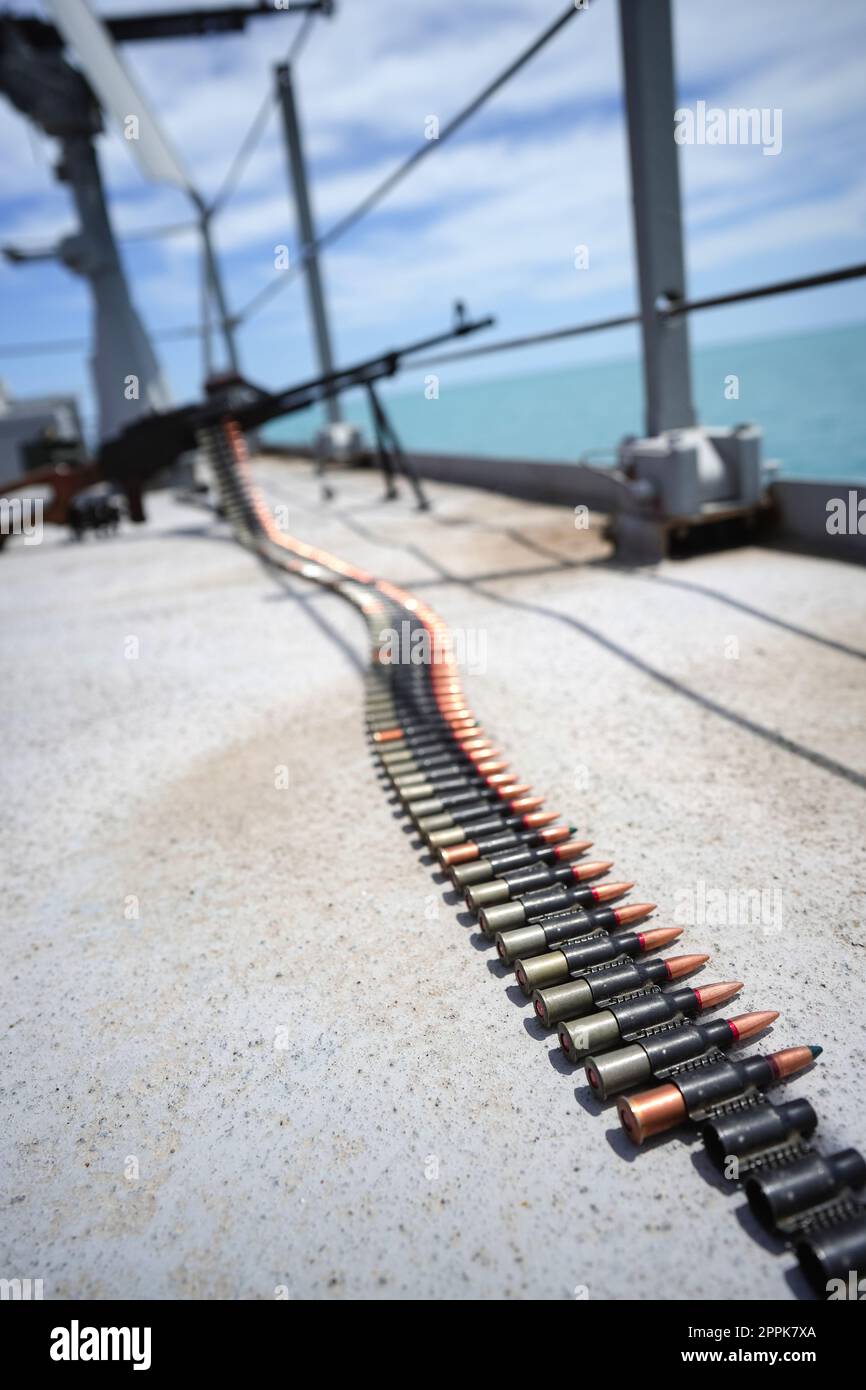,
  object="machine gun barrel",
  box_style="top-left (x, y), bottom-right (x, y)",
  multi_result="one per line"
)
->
top-left (197, 313), bottom-right (496, 435)
top-left (96, 313), bottom-right (495, 510)
top-left (0, 312), bottom-right (495, 535)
